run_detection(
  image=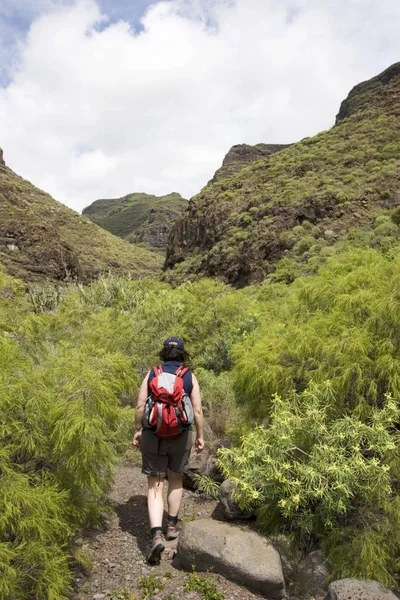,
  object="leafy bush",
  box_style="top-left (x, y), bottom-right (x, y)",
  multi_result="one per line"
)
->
top-left (219, 383), bottom-right (400, 583)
